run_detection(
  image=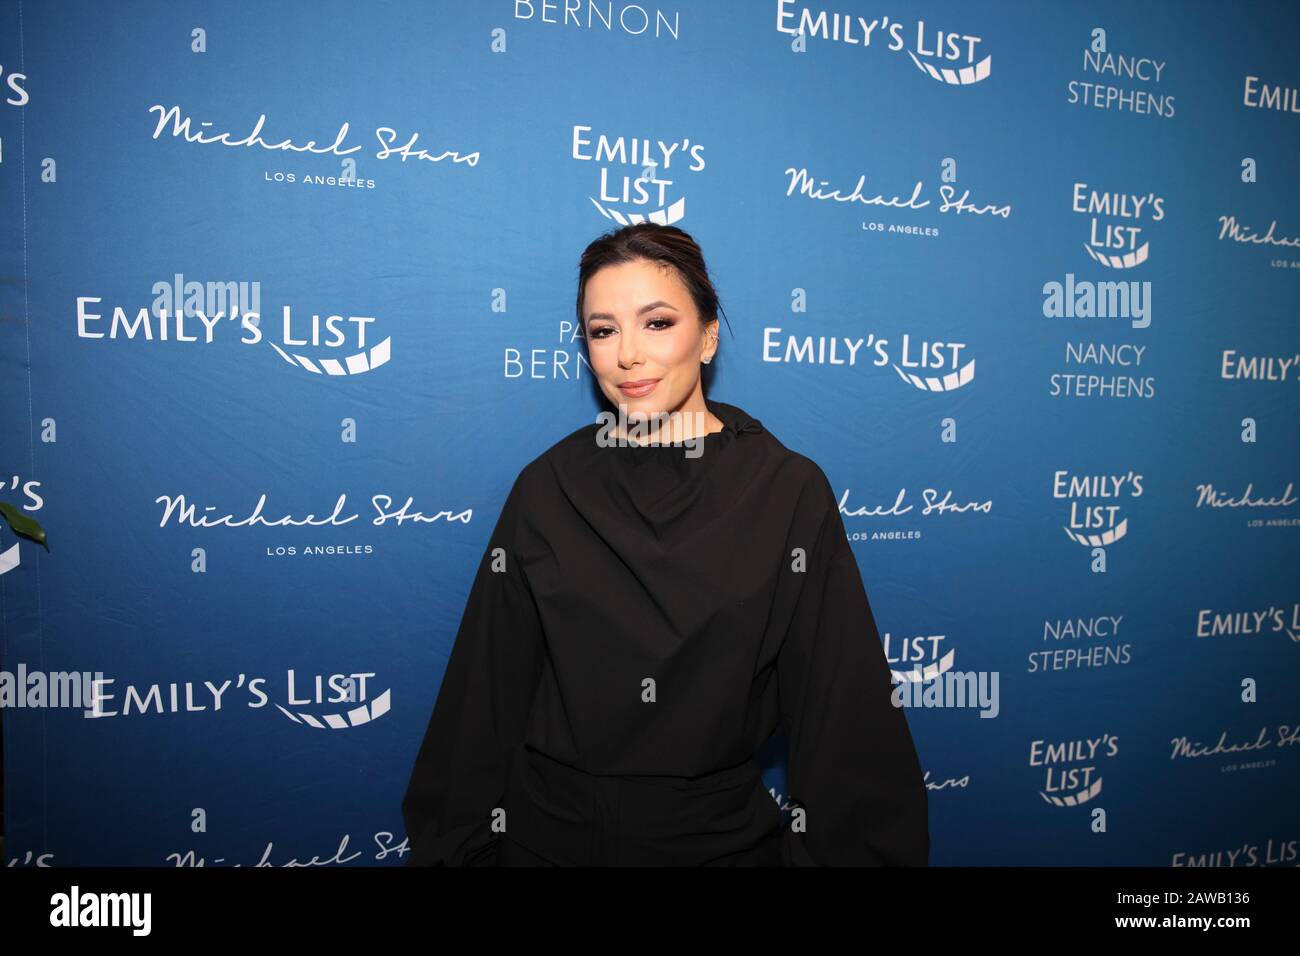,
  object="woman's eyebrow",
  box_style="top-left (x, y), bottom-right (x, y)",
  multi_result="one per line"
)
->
top-left (587, 300), bottom-right (679, 323)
